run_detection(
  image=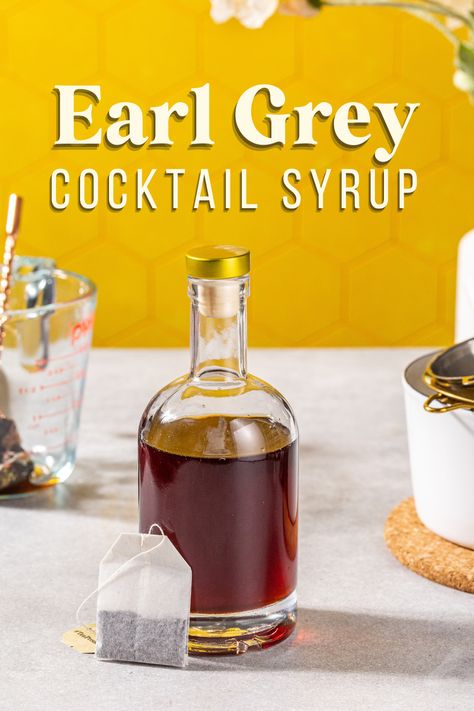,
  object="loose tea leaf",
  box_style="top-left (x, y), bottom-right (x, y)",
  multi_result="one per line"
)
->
top-left (0, 419), bottom-right (34, 491)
